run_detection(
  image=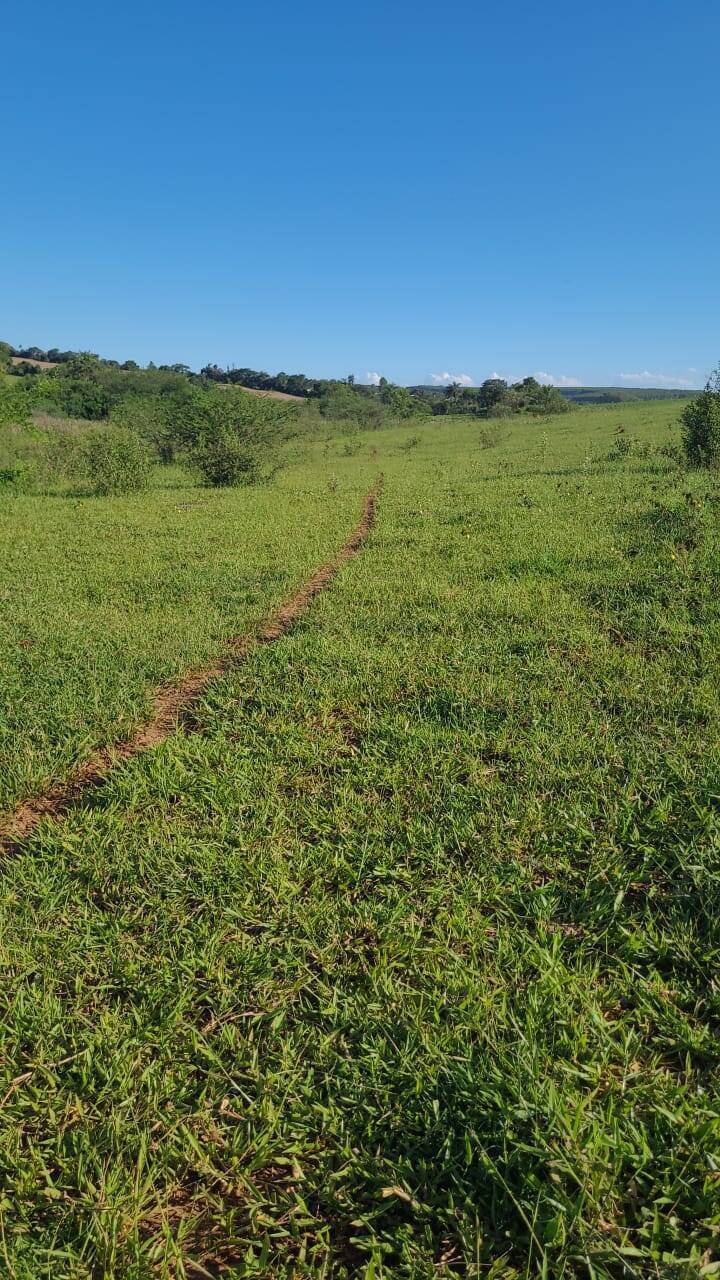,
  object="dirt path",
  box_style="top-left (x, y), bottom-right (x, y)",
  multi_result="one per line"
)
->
top-left (0, 477), bottom-right (382, 855)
